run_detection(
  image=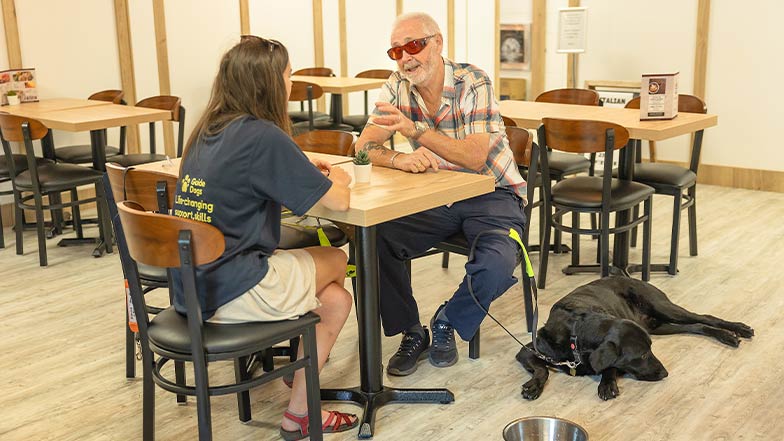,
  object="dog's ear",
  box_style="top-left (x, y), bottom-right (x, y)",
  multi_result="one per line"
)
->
top-left (589, 340), bottom-right (618, 373)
